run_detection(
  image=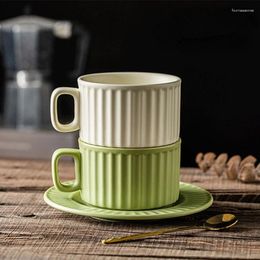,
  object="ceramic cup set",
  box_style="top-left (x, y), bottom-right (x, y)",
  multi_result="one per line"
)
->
top-left (50, 72), bottom-right (182, 210)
